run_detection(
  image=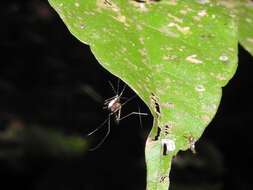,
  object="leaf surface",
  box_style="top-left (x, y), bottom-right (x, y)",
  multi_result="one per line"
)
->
top-left (48, 0), bottom-right (238, 189)
top-left (220, 0), bottom-right (253, 55)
